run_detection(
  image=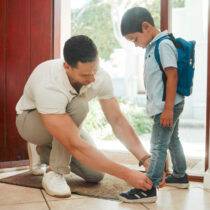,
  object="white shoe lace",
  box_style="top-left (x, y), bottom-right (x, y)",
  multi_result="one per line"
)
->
top-left (47, 172), bottom-right (67, 187)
